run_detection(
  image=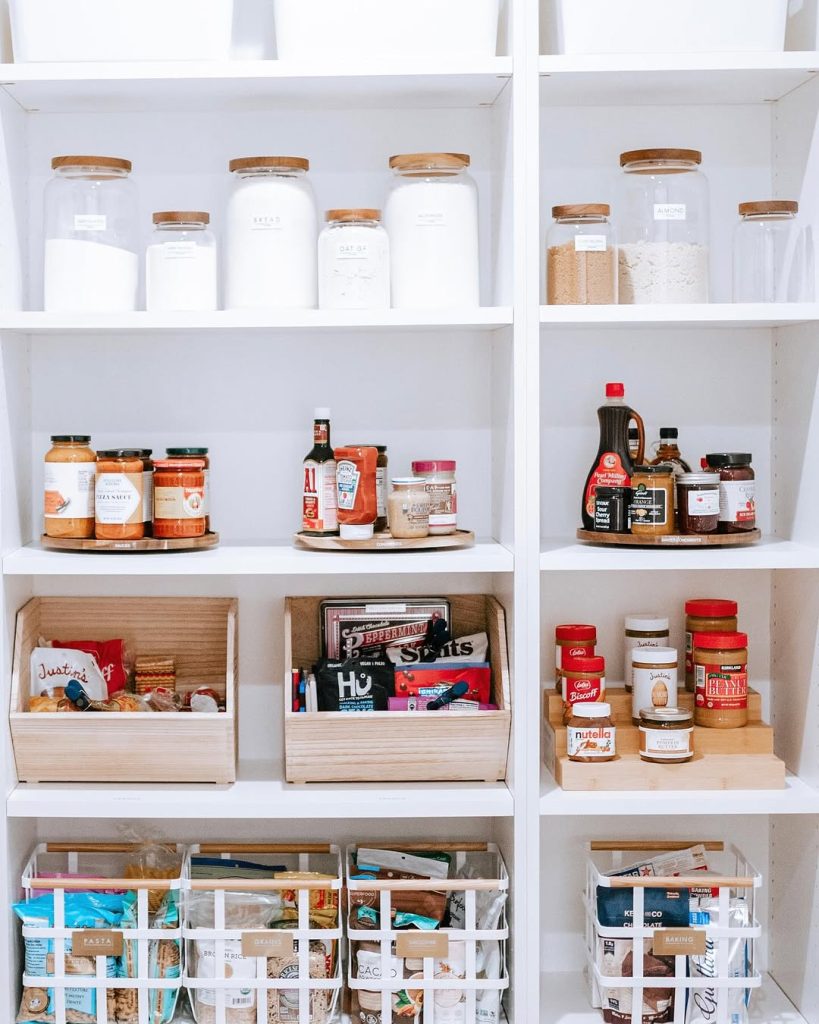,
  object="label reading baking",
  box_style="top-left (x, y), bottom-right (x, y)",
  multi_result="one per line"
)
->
top-left (303, 459), bottom-right (338, 533)
top-left (575, 234), bottom-right (607, 252)
top-left (73, 213), bottom-right (107, 232)
top-left (336, 241), bottom-right (371, 261)
top-left (396, 932), bottom-right (449, 958)
top-left (154, 484), bottom-right (205, 521)
top-left (241, 931), bottom-right (294, 958)
top-left (696, 663), bottom-right (748, 710)
top-left (416, 211), bottom-right (446, 228)
top-left (652, 929), bottom-right (706, 956)
top-left (160, 241), bottom-right (198, 260)
top-left (567, 723), bottom-right (615, 758)
top-left (44, 461), bottom-right (95, 519)
top-left (630, 484), bottom-right (668, 526)
top-left (72, 929), bottom-right (123, 957)
top-left (687, 488), bottom-right (720, 516)
top-left (640, 725), bottom-right (692, 759)
top-left (94, 472), bottom-right (142, 525)
top-left (653, 203), bottom-right (687, 221)
top-left (720, 479), bottom-right (756, 524)
top-left (584, 453), bottom-right (630, 518)
top-left (335, 459), bottom-right (360, 512)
